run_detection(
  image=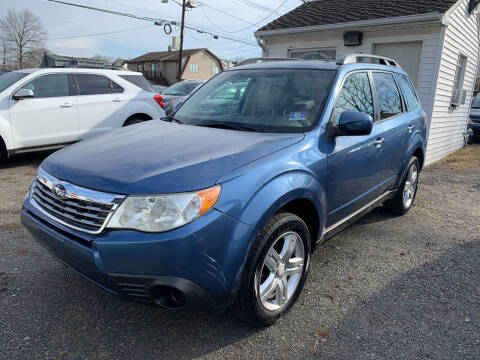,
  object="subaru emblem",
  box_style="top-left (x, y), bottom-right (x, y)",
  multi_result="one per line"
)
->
top-left (52, 183), bottom-right (67, 199)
